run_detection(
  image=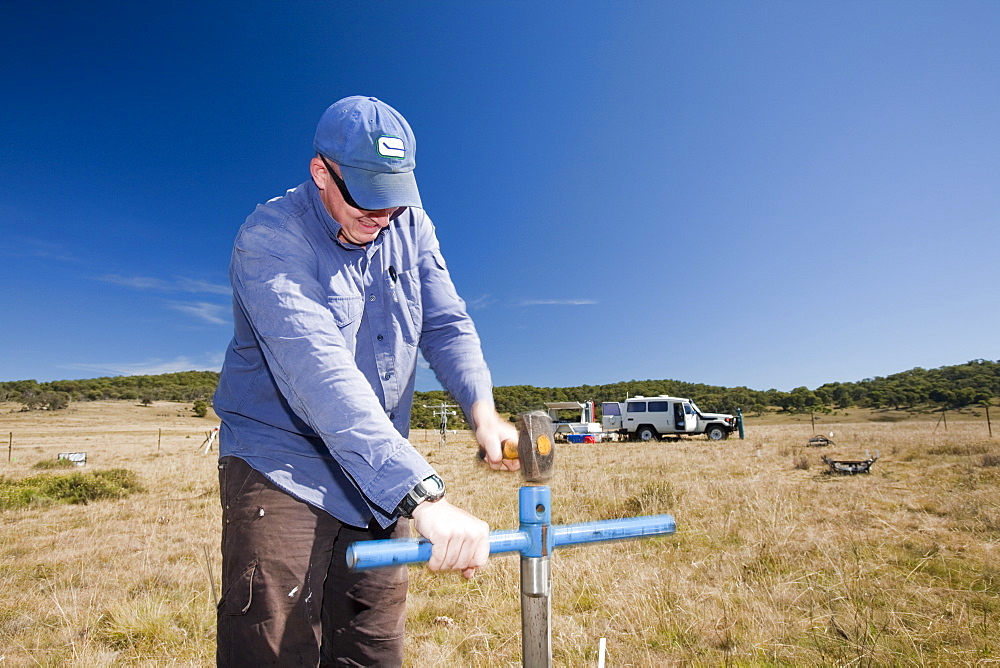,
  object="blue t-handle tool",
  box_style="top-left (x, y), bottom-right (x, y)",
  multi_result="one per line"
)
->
top-left (348, 409), bottom-right (677, 668)
top-left (346, 486), bottom-right (675, 569)
top-left (347, 485), bottom-right (675, 668)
